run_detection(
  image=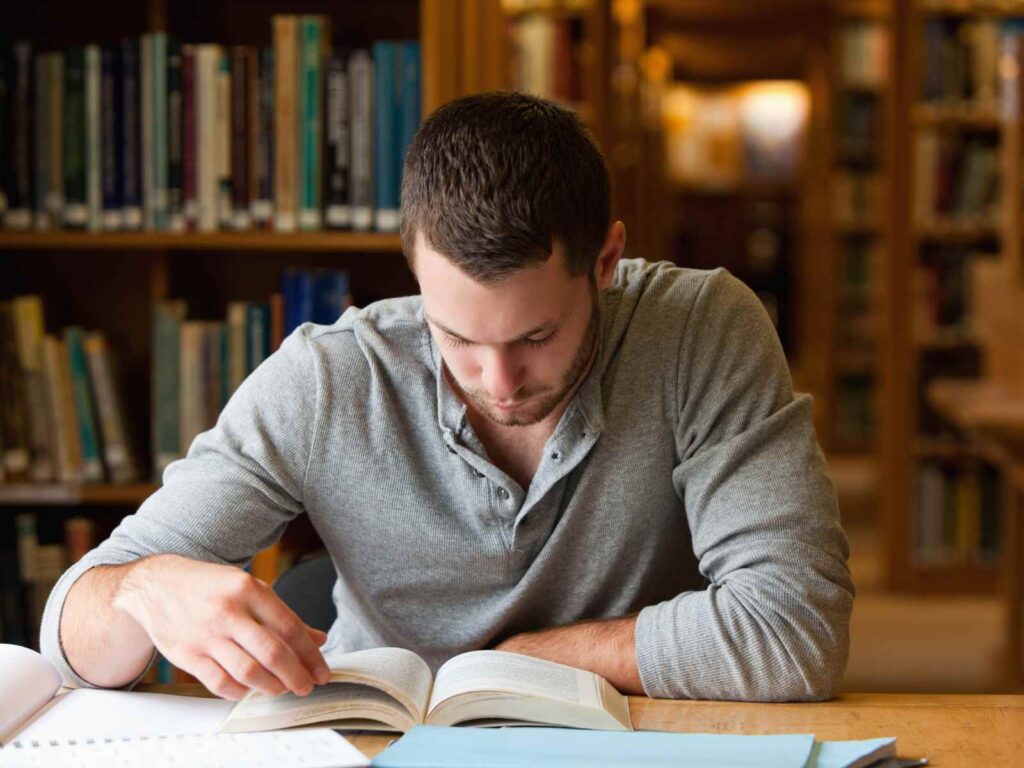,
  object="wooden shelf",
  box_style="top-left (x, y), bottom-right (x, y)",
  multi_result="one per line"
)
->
top-left (913, 103), bottom-right (1002, 129)
top-left (927, 378), bottom-right (1024, 442)
top-left (500, 0), bottom-right (592, 17)
top-left (915, 220), bottom-right (1000, 243)
top-left (0, 231), bottom-right (405, 253)
top-left (0, 482), bottom-right (160, 506)
top-left (909, 560), bottom-right (1002, 593)
top-left (916, 329), bottom-right (980, 349)
top-left (918, 0), bottom-right (1024, 18)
